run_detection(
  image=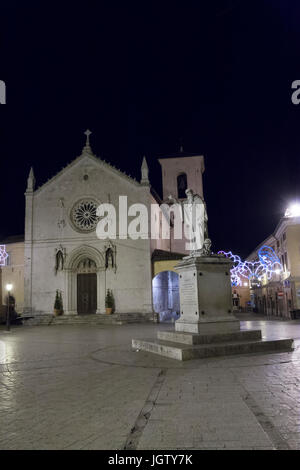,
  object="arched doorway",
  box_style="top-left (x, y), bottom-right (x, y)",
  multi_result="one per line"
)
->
top-left (64, 245), bottom-right (105, 315)
top-left (152, 270), bottom-right (180, 322)
top-left (77, 258), bottom-right (97, 314)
